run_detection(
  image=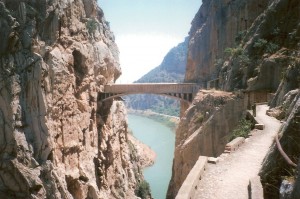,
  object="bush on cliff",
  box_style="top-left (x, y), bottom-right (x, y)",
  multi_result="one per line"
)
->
top-left (229, 119), bottom-right (252, 141)
top-left (135, 180), bottom-right (151, 199)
